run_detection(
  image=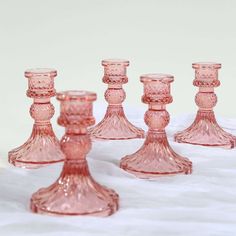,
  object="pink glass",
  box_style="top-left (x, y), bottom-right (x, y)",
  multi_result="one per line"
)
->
top-left (89, 59), bottom-right (144, 140)
top-left (8, 69), bottom-right (64, 168)
top-left (175, 62), bottom-right (236, 148)
top-left (31, 90), bottom-right (119, 216)
top-left (120, 74), bottom-right (192, 178)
